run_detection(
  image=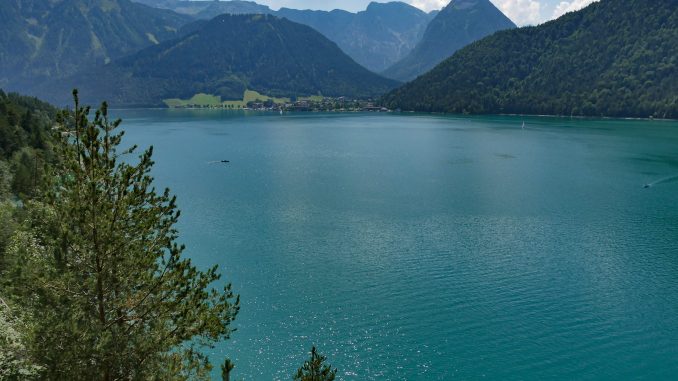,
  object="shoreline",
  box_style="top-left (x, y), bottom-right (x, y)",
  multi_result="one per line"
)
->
top-left (108, 107), bottom-right (678, 122)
